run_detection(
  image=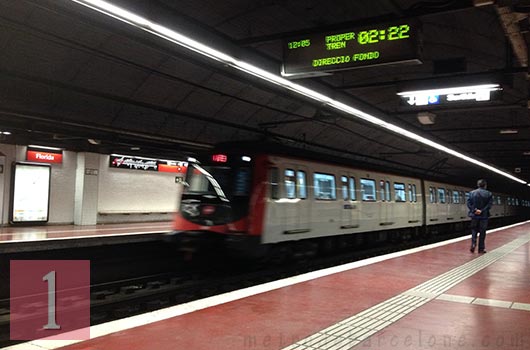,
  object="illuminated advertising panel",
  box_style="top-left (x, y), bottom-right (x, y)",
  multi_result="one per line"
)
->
top-left (109, 154), bottom-right (187, 173)
top-left (282, 20), bottom-right (421, 77)
top-left (109, 155), bottom-right (158, 171)
top-left (158, 161), bottom-right (187, 173)
top-left (10, 163), bottom-right (51, 223)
